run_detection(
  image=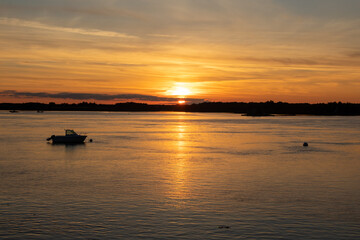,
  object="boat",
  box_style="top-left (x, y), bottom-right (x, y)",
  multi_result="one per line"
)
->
top-left (47, 129), bottom-right (87, 144)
